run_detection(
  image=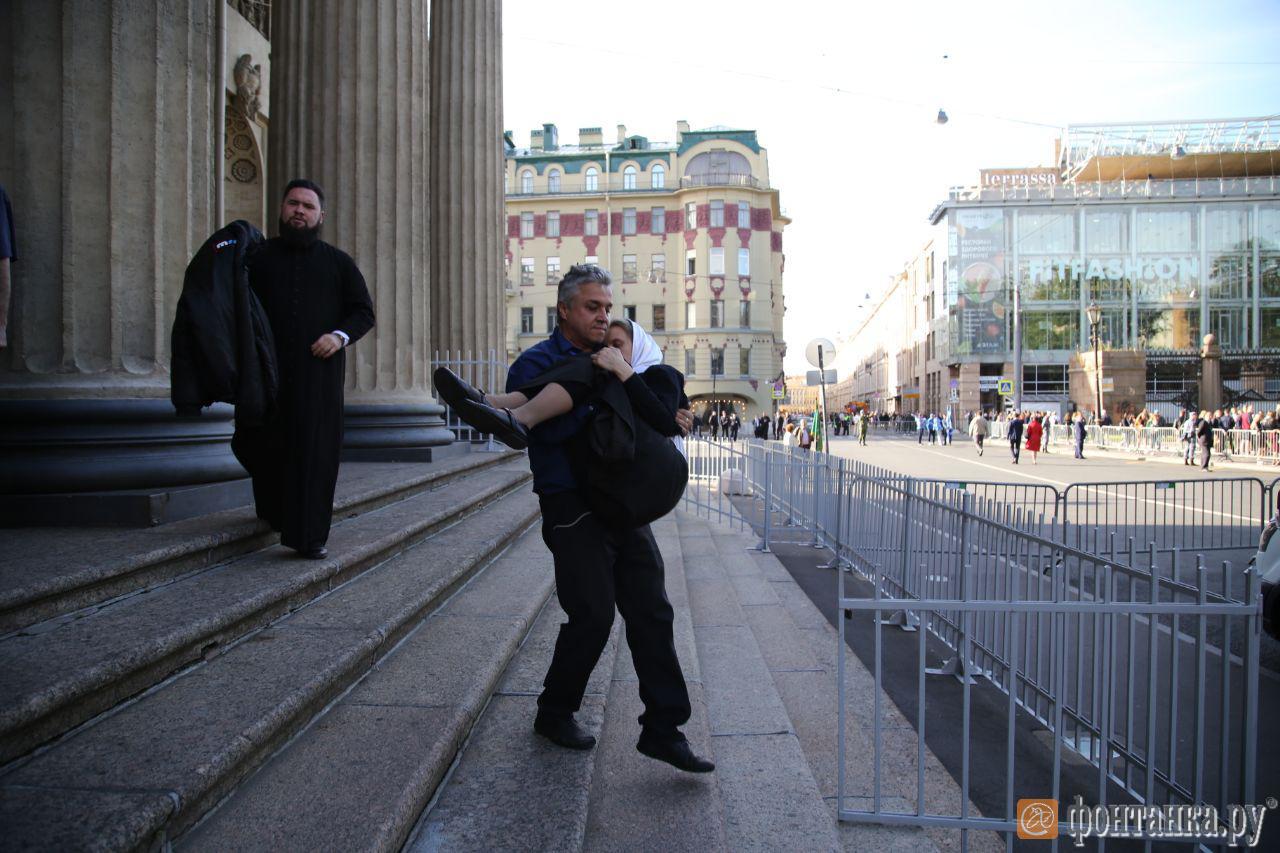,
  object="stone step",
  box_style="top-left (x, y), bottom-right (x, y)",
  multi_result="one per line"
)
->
top-left (0, 460), bottom-right (531, 765)
top-left (582, 516), bottom-right (728, 853)
top-left (402, 592), bottom-right (620, 852)
top-left (698, 524), bottom-right (944, 852)
top-left (0, 450), bottom-right (520, 635)
top-left (676, 511), bottom-right (841, 853)
top-left (0, 483), bottom-right (541, 851)
top-left (179, 522), bottom-right (560, 853)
